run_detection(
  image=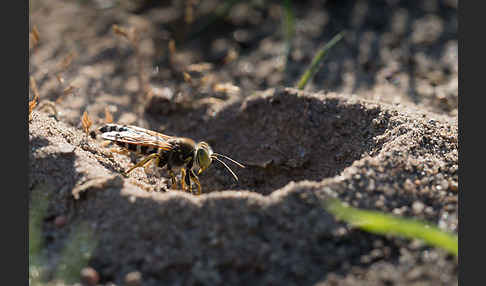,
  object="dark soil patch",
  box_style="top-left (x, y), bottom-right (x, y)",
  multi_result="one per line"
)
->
top-left (145, 88), bottom-right (391, 195)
